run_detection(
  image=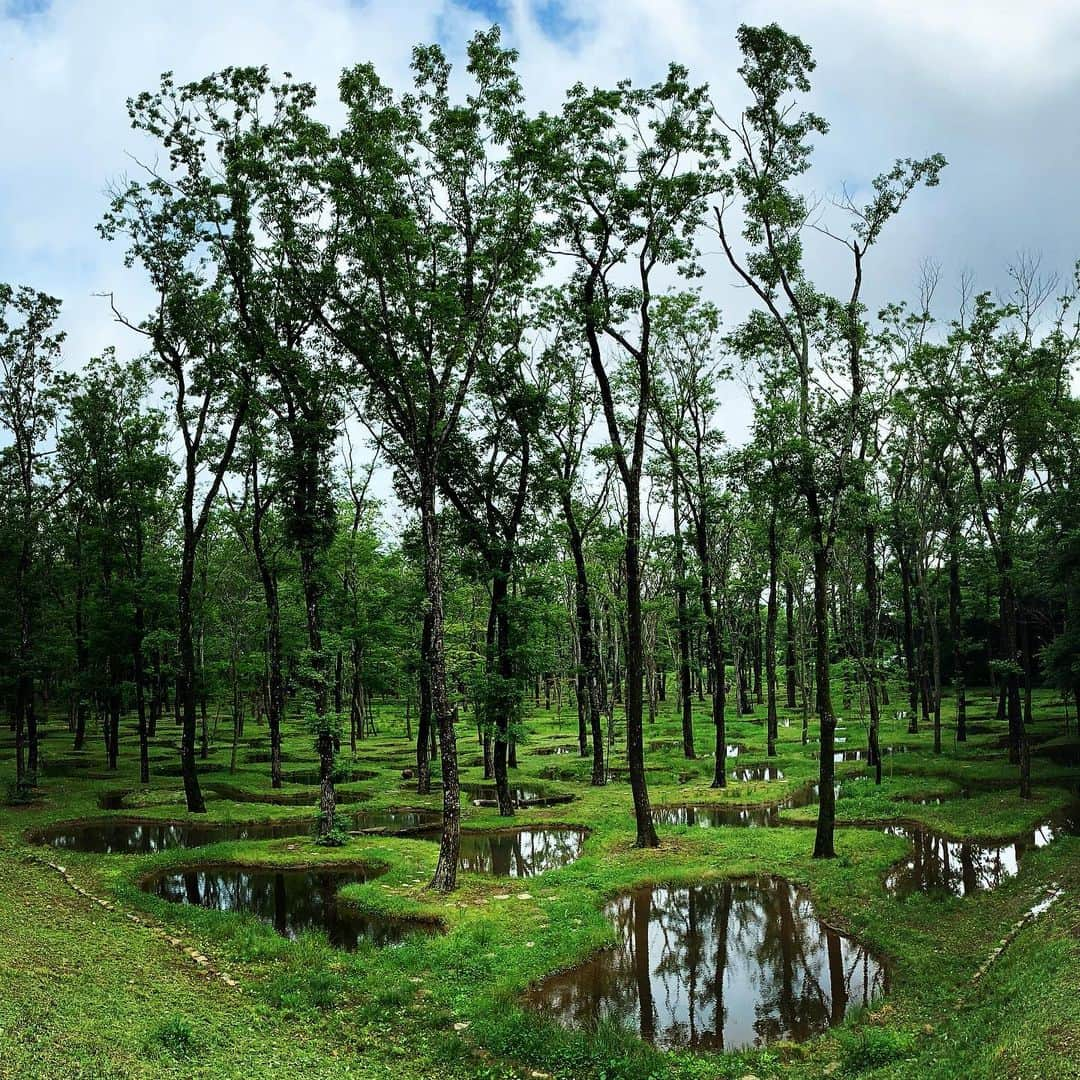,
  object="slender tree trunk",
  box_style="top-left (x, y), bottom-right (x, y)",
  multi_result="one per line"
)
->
top-left (73, 542), bottom-right (89, 753)
top-left (785, 577), bottom-right (797, 709)
top-left (863, 521), bottom-right (882, 785)
top-left (810, 525), bottom-right (837, 860)
top-left (492, 568), bottom-right (514, 818)
top-left (417, 610), bottom-right (433, 795)
top-left (421, 479), bottom-right (461, 891)
top-left (898, 541), bottom-right (919, 733)
top-left (253, 516), bottom-right (284, 790)
top-left (766, 510), bottom-right (779, 756)
top-left (624, 481), bottom-right (658, 847)
top-left (673, 474), bottom-right (694, 759)
top-left (563, 494), bottom-right (605, 785)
